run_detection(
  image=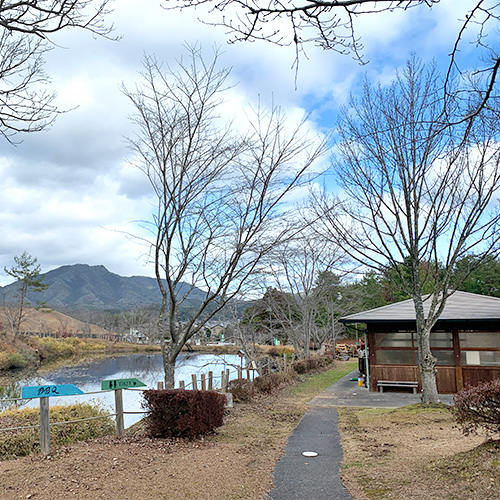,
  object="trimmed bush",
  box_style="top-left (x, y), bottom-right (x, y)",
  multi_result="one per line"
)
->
top-left (142, 389), bottom-right (226, 439)
top-left (0, 403), bottom-right (115, 459)
top-left (453, 378), bottom-right (500, 435)
top-left (228, 378), bottom-right (254, 402)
